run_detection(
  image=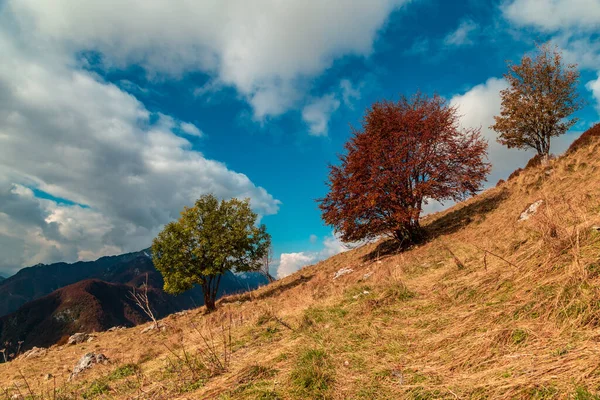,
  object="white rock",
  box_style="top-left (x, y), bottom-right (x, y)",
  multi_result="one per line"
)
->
top-left (69, 353), bottom-right (108, 380)
top-left (67, 333), bottom-right (89, 345)
top-left (107, 326), bottom-right (126, 332)
top-left (518, 200), bottom-right (544, 222)
top-left (333, 267), bottom-right (353, 279)
top-left (20, 346), bottom-right (47, 359)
